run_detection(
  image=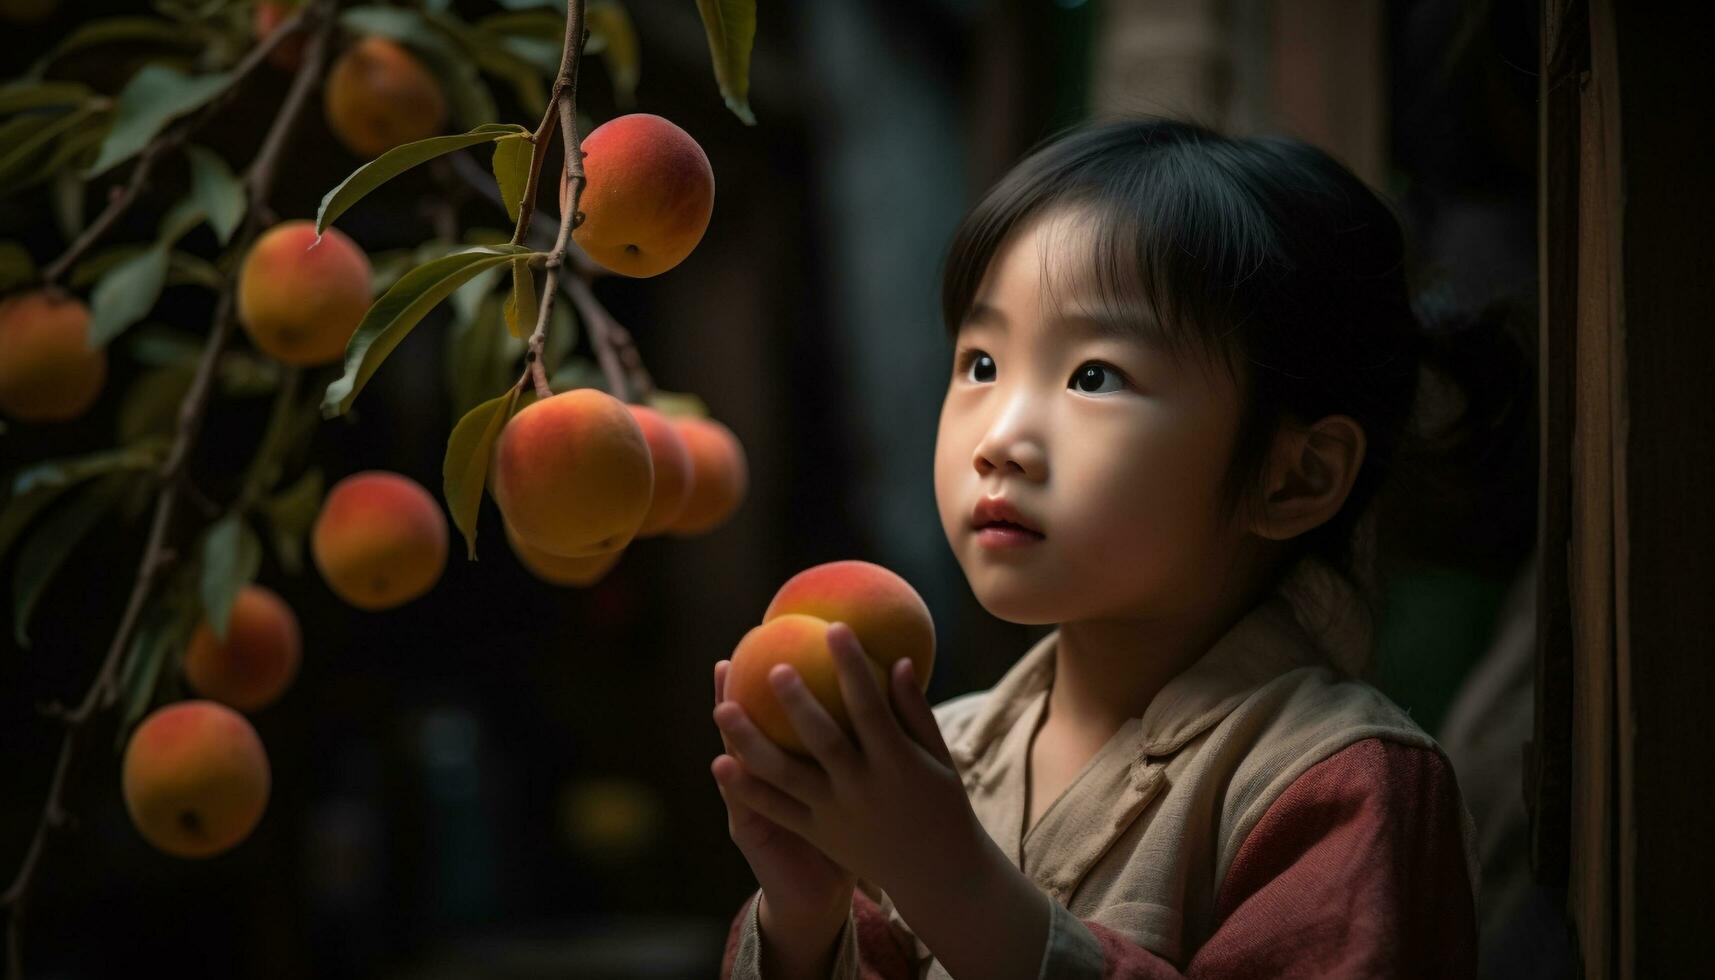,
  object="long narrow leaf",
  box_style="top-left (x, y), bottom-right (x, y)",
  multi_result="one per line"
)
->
top-left (315, 124), bottom-right (527, 237)
top-left (322, 245), bottom-right (531, 417)
top-left (11, 473), bottom-right (130, 647)
top-left (694, 0), bottom-right (757, 125)
top-left (443, 384), bottom-right (521, 559)
top-left (85, 65), bottom-right (231, 178)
